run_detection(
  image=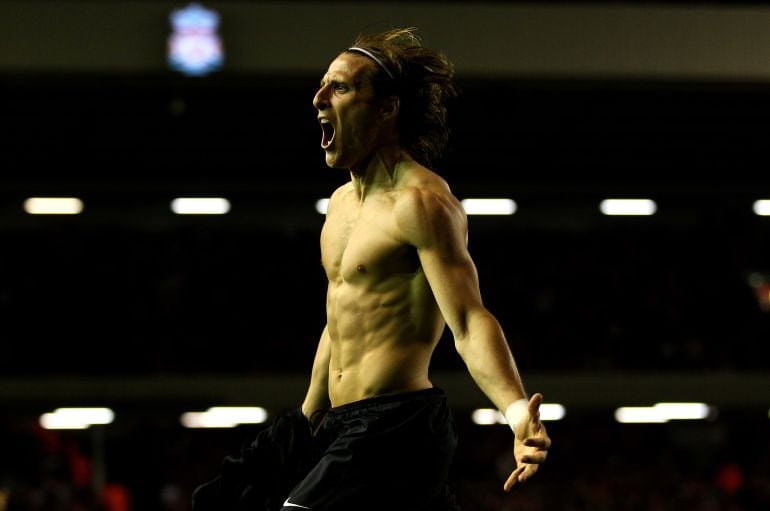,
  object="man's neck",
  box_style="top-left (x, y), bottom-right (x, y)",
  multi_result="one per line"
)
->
top-left (349, 146), bottom-right (411, 202)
